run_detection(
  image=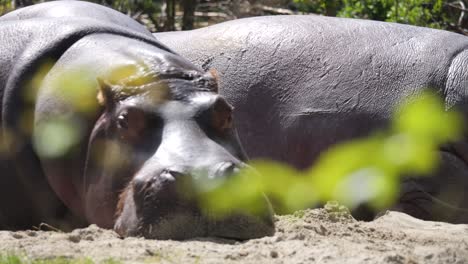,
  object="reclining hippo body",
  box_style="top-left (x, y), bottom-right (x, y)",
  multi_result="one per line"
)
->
top-left (0, 2), bottom-right (274, 239)
top-left (156, 16), bottom-right (468, 222)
